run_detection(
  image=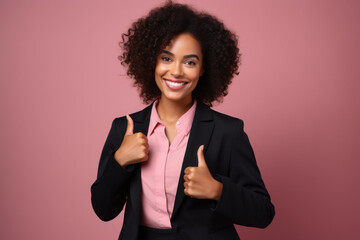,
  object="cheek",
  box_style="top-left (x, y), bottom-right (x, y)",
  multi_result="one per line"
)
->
top-left (155, 64), bottom-right (168, 77)
top-left (187, 69), bottom-right (202, 82)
